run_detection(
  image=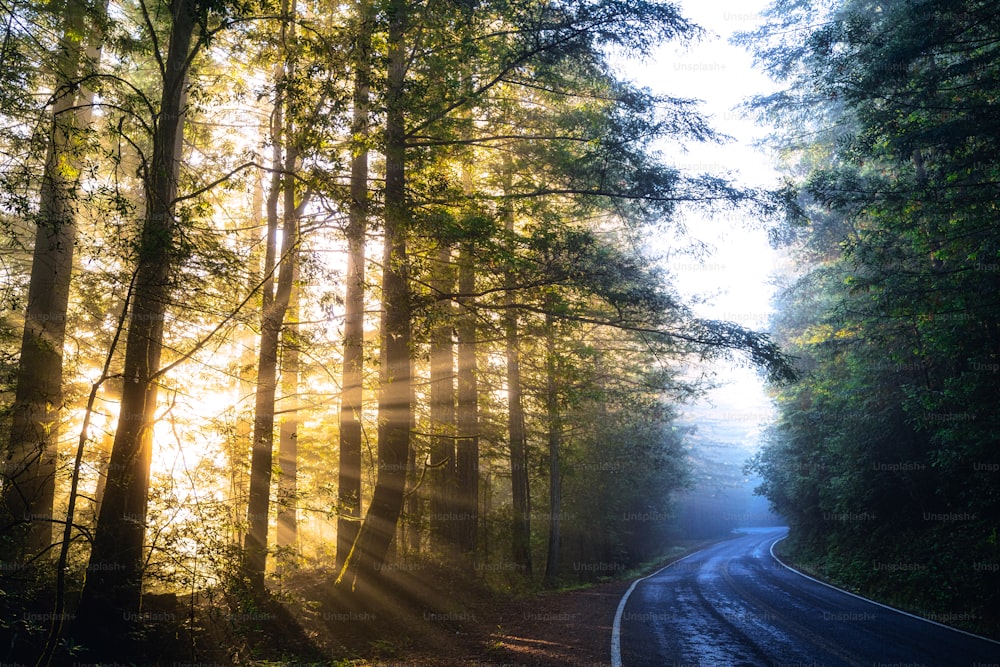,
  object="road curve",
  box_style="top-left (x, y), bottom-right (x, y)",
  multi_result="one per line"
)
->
top-left (615, 526), bottom-right (1000, 667)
